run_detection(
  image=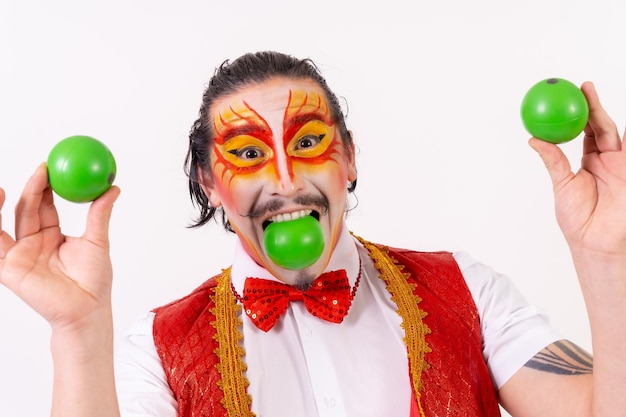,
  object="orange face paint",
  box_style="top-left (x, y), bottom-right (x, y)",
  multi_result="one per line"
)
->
top-left (212, 89), bottom-right (341, 187)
